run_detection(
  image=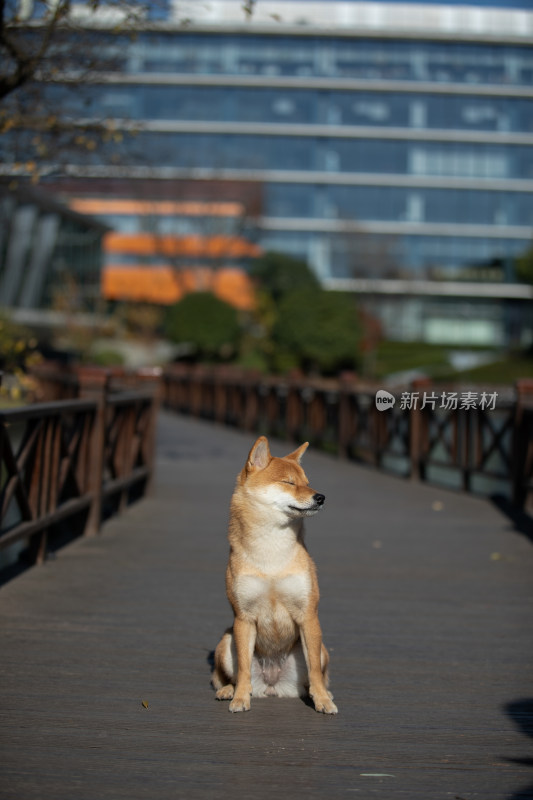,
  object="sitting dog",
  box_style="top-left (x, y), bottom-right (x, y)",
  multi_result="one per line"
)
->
top-left (212, 435), bottom-right (337, 714)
